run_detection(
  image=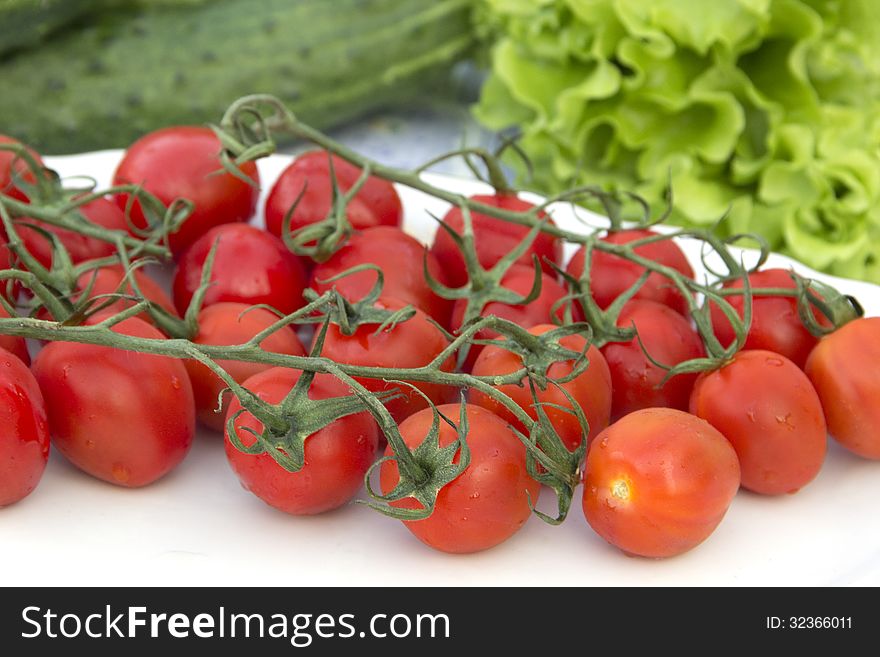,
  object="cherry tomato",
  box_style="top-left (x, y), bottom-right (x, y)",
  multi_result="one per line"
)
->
top-left (225, 368), bottom-right (379, 515)
top-left (690, 350), bottom-right (826, 495)
top-left (470, 324), bottom-right (612, 450)
top-left (805, 317), bottom-right (880, 459)
top-left (0, 135), bottom-right (43, 203)
top-left (0, 347), bottom-right (49, 507)
top-left (582, 408), bottom-right (740, 558)
top-left (430, 193), bottom-right (562, 289)
top-left (310, 226), bottom-right (452, 326)
top-left (113, 126), bottom-right (259, 255)
top-left (185, 302), bottom-right (306, 431)
top-left (33, 316), bottom-right (195, 487)
top-left (380, 403), bottom-right (540, 553)
top-left (264, 151), bottom-right (402, 238)
top-left (16, 197), bottom-right (131, 269)
top-left (73, 264), bottom-right (178, 325)
top-left (450, 264), bottom-right (569, 370)
top-left (172, 223), bottom-right (308, 316)
top-left (601, 300), bottom-right (705, 420)
top-left (710, 268), bottom-right (823, 369)
top-left (567, 229), bottom-right (694, 316)
top-left (0, 305), bottom-right (30, 365)
top-left (319, 298), bottom-right (454, 423)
